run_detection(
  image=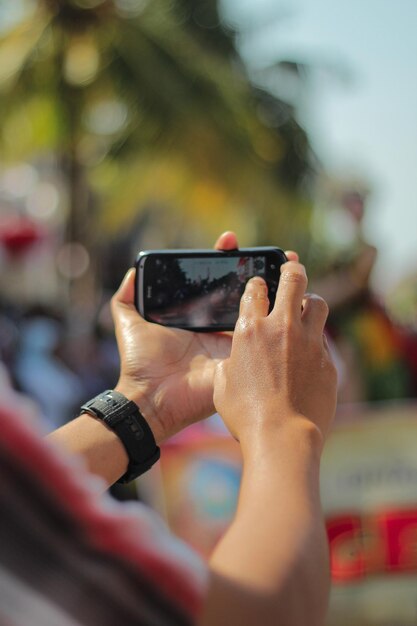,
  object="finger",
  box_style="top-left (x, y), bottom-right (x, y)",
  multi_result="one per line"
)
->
top-left (214, 231), bottom-right (238, 251)
top-left (238, 276), bottom-right (269, 320)
top-left (284, 250), bottom-right (299, 262)
top-left (272, 261), bottom-right (308, 320)
top-left (301, 294), bottom-right (329, 335)
top-left (113, 268), bottom-right (136, 307)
